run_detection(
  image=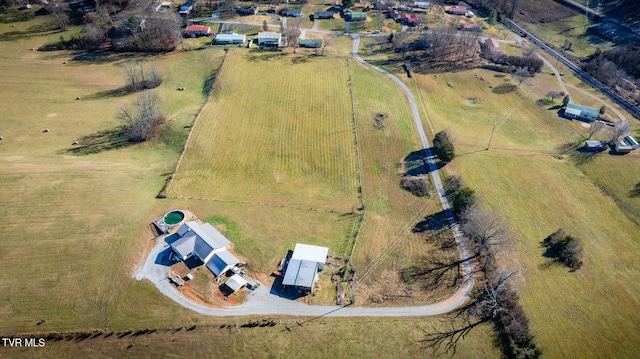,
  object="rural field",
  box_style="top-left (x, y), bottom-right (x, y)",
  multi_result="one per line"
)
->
top-left (167, 49), bottom-right (360, 212)
top-left (0, 11), bottom-right (497, 358)
top-left (400, 56), bottom-right (640, 357)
